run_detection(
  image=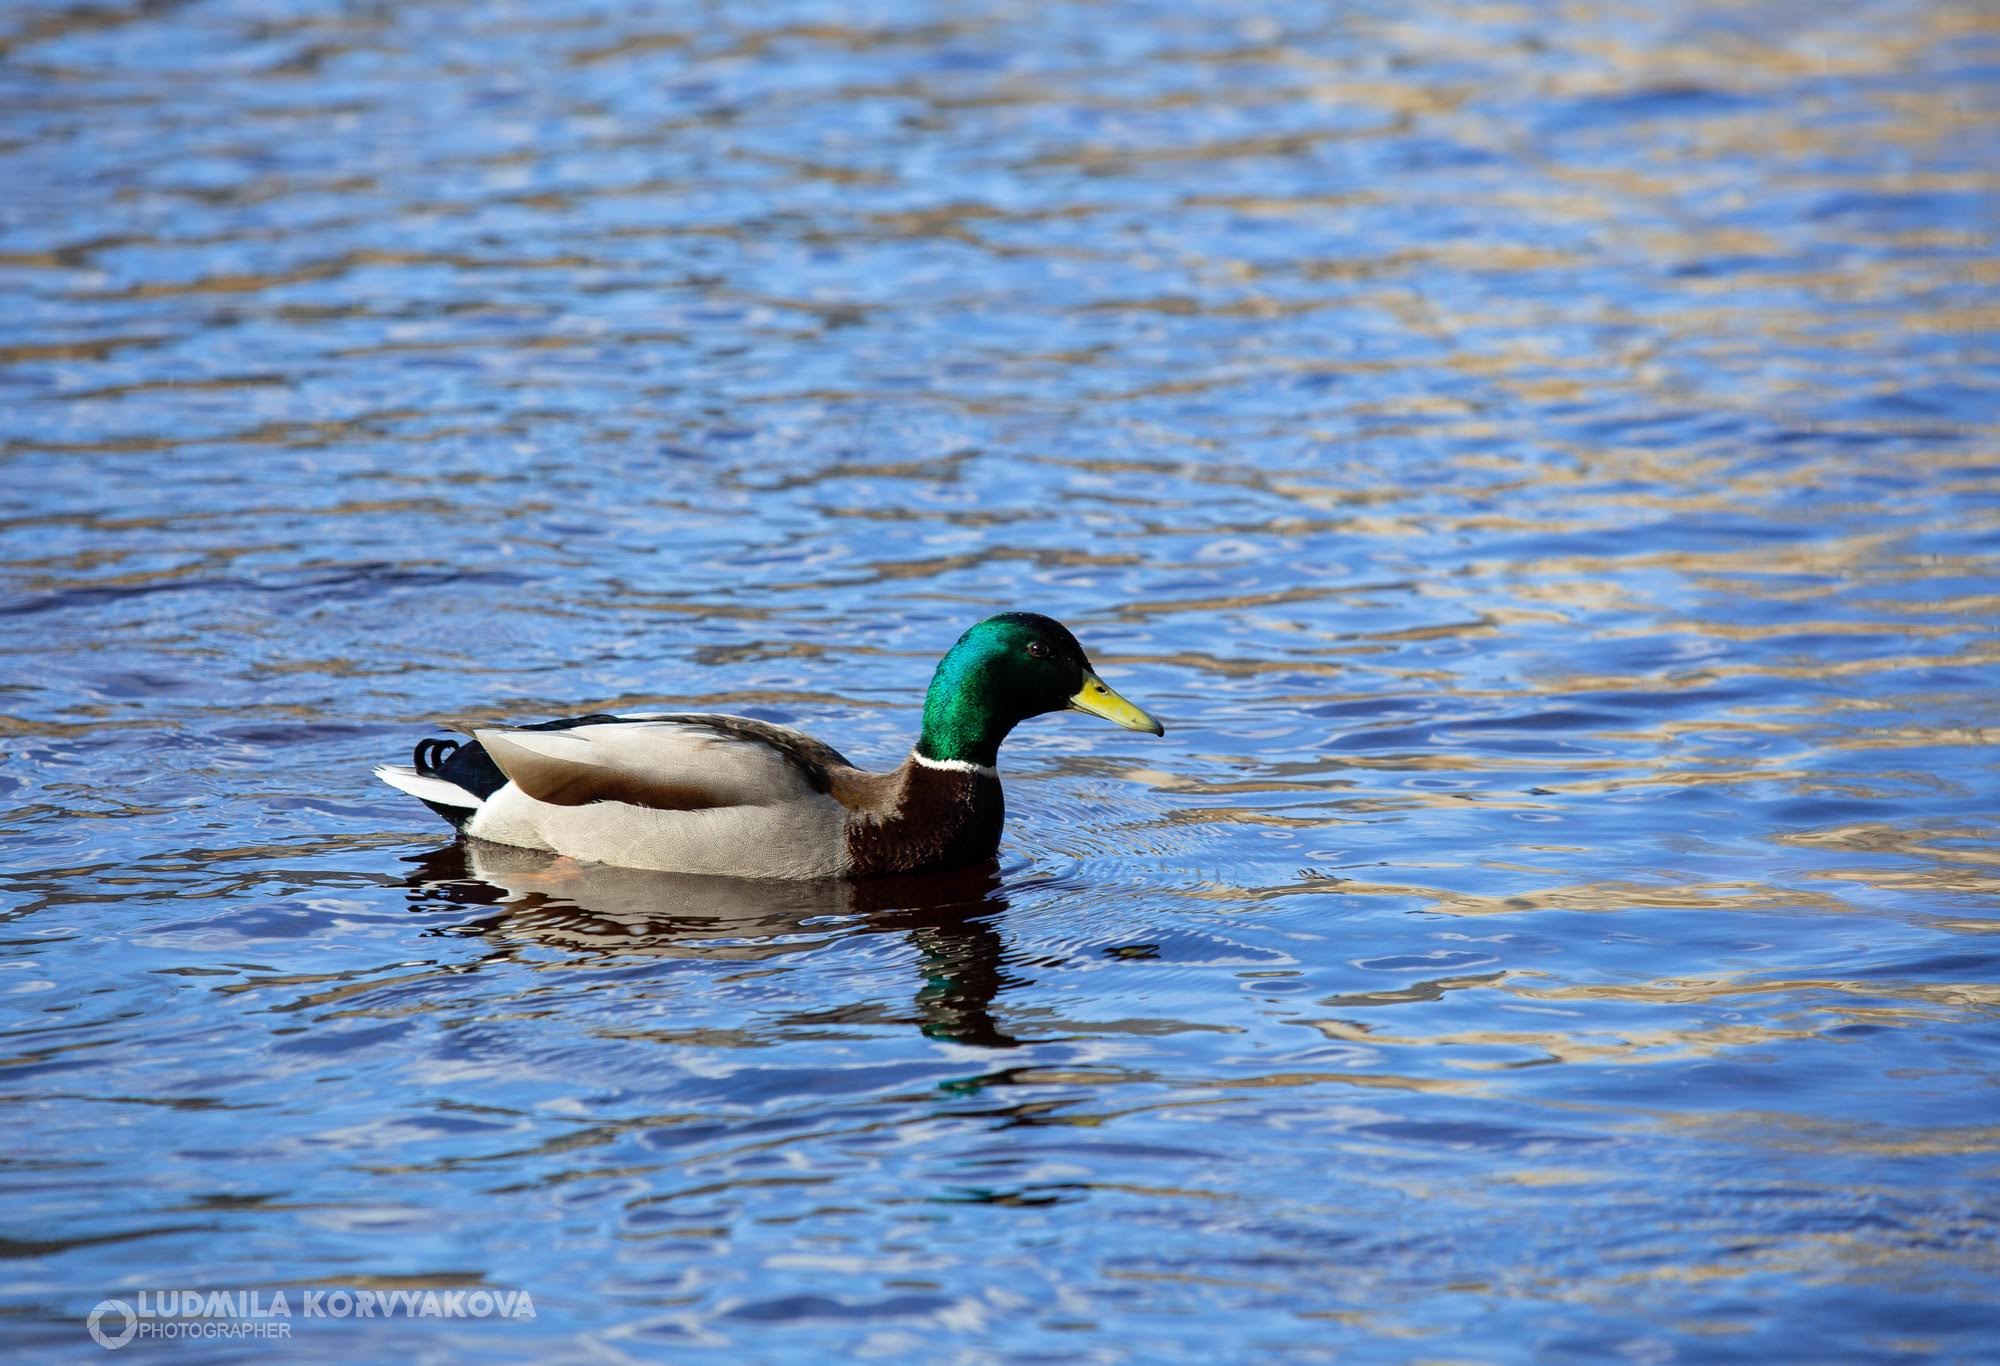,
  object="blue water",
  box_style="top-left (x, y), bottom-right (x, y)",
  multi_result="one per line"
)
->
top-left (4, 0), bottom-right (1998, 1359)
